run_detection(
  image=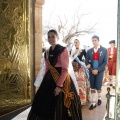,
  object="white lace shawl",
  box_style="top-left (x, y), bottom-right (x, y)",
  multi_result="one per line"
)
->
top-left (34, 52), bottom-right (46, 87)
